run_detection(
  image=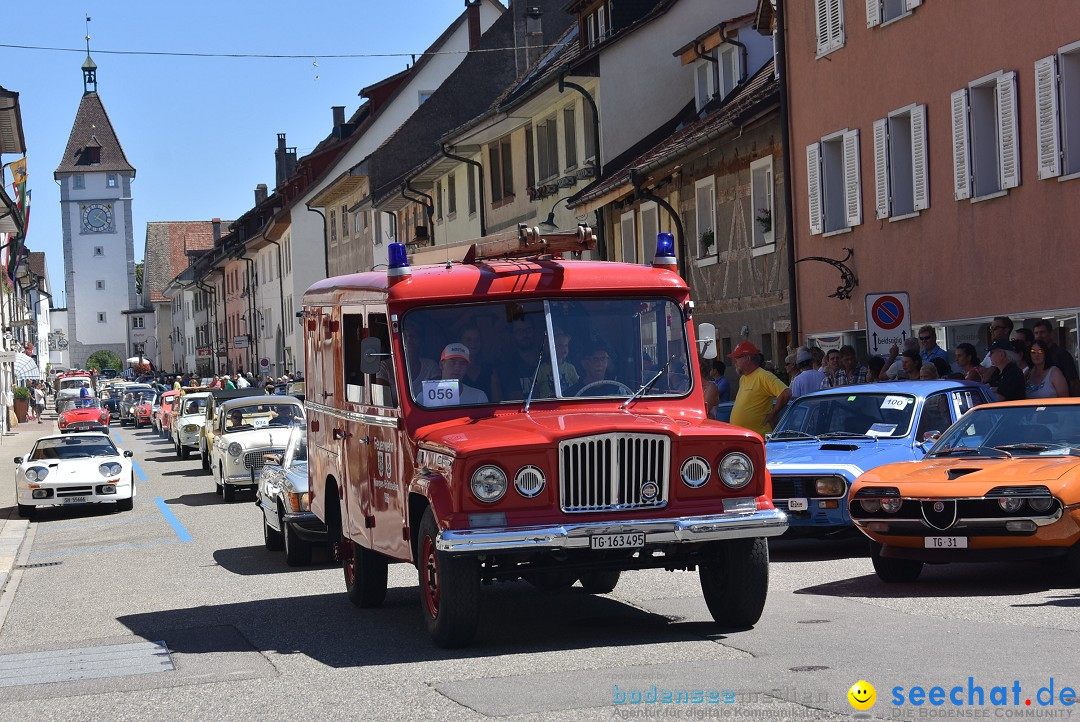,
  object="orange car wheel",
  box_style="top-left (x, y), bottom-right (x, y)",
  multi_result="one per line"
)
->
top-left (870, 541), bottom-right (924, 583)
